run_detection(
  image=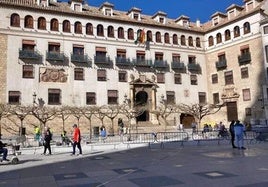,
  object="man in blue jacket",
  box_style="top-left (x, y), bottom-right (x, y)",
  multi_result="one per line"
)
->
top-left (234, 120), bottom-right (246, 150)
